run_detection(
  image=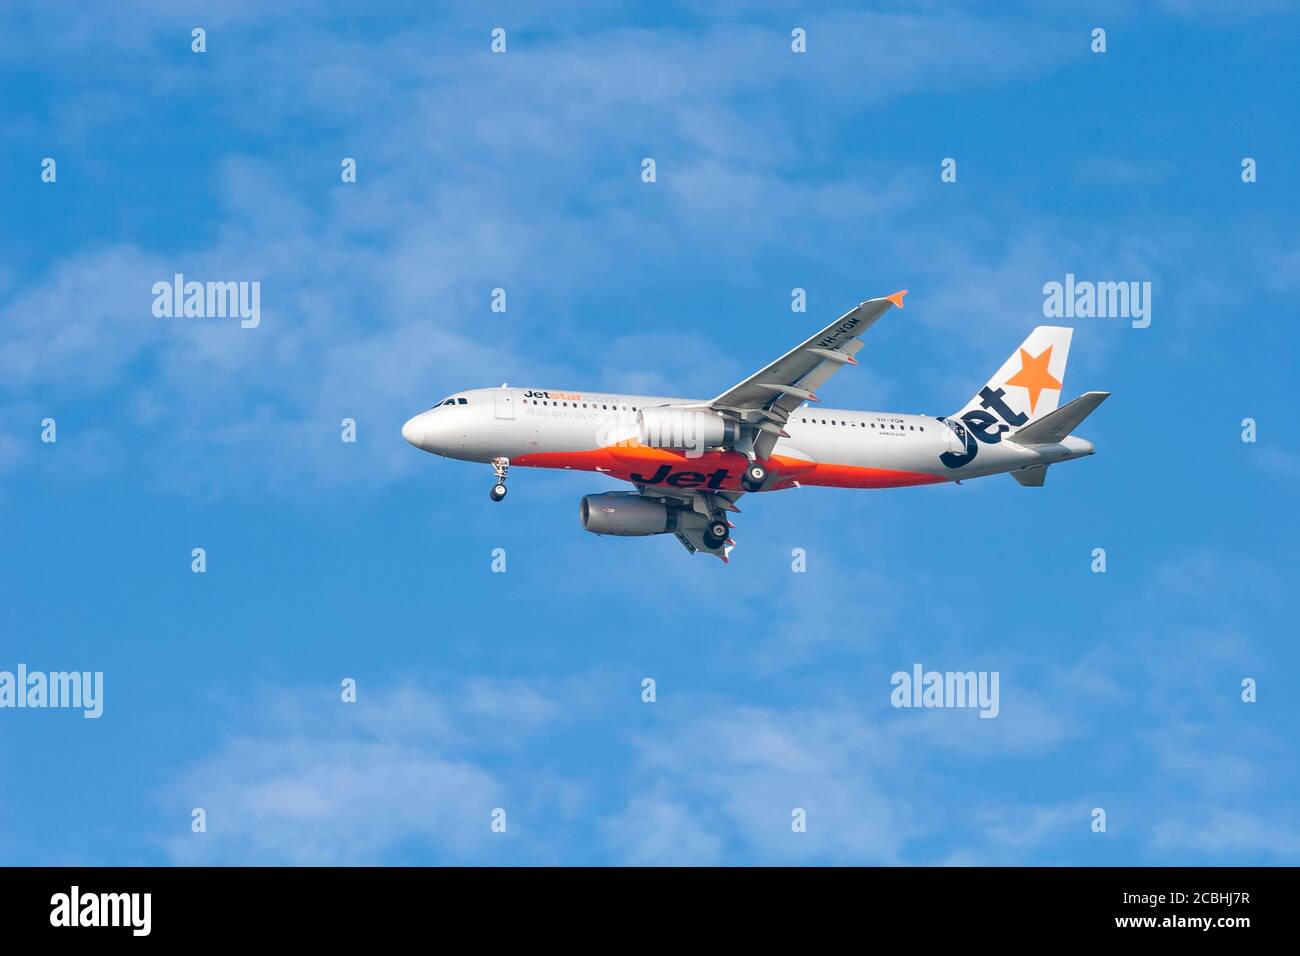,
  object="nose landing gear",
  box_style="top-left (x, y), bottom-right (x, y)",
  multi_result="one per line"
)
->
top-left (489, 457), bottom-right (509, 502)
